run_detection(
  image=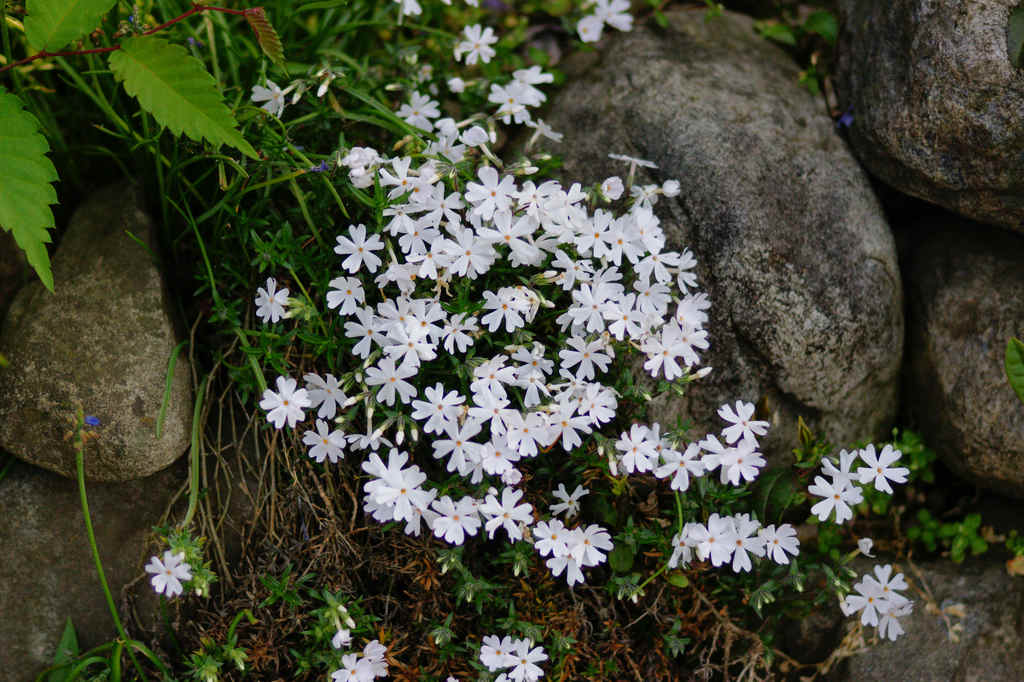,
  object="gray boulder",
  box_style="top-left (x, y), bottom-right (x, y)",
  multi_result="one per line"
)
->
top-left (0, 184), bottom-right (192, 481)
top-left (541, 9), bottom-right (903, 455)
top-left (903, 220), bottom-right (1024, 496)
top-left (0, 457), bottom-right (187, 681)
top-left (836, 0), bottom-right (1024, 230)
top-left (838, 559), bottom-right (1024, 681)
